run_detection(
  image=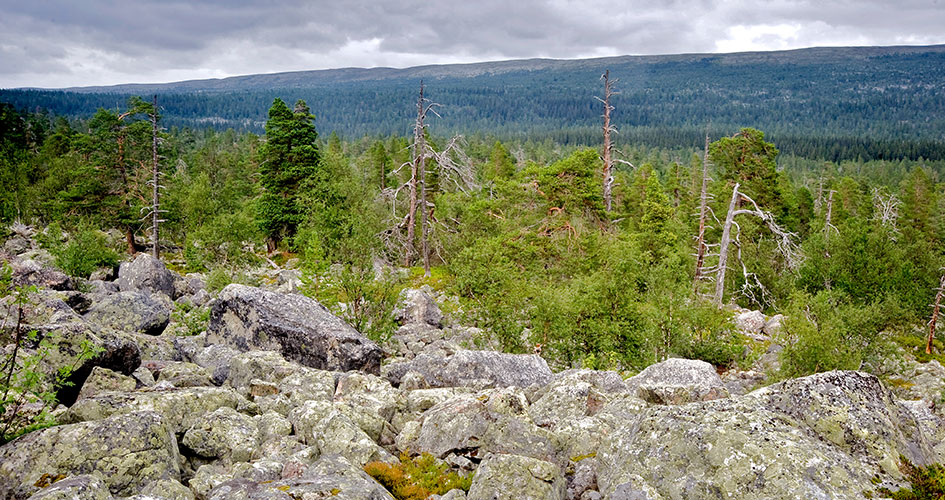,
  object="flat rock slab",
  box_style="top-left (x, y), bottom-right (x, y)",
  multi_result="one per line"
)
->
top-left (208, 284), bottom-right (382, 374)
